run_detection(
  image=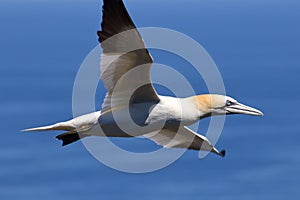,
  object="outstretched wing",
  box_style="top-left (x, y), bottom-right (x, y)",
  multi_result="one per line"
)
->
top-left (98, 0), bottom-right (159, 112)
top-left (144, 126), bottom-right (225, 157)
